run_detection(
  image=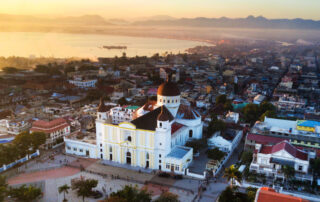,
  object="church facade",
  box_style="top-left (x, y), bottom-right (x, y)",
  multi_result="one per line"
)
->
top-left (67, 77), bottom-right (203, 174)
